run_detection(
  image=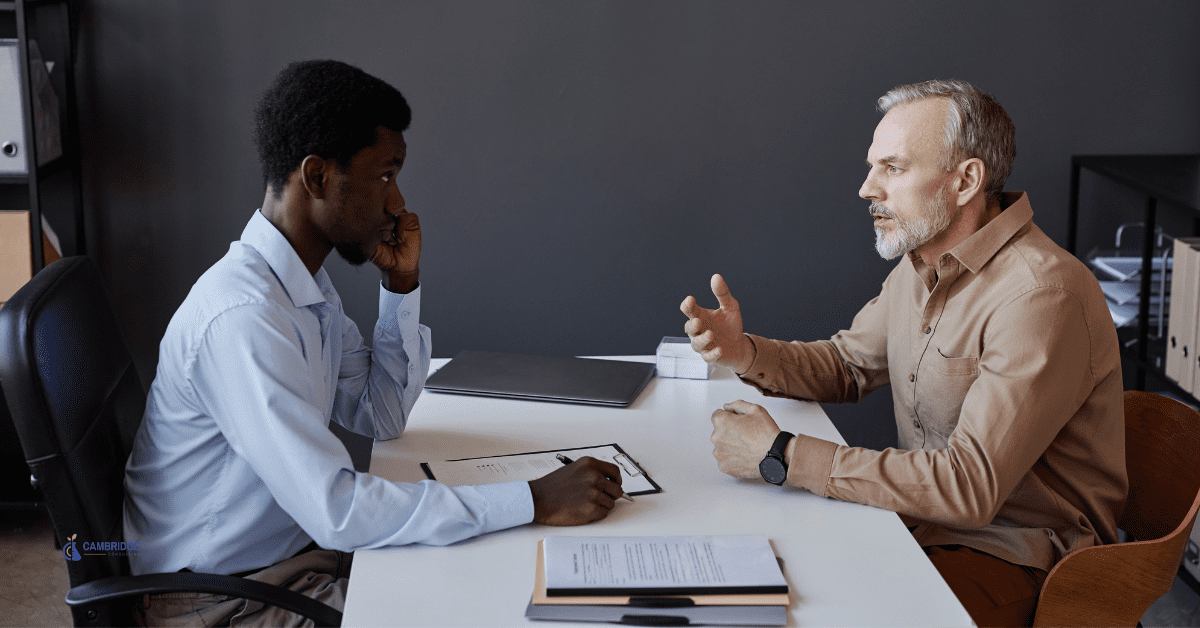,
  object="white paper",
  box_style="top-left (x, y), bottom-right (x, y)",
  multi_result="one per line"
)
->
top-left (542, 535), bottom-right (786, 592)
top-left (423, 444), bottom-right (658, 495)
